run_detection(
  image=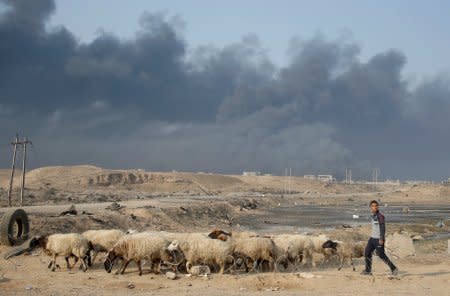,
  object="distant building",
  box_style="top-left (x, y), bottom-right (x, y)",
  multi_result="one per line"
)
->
top-left (317, 175), bottom-right (335, 182)
top-left (304, 174), bottom-right (335, 182)
top-left (404, 180), bottom-right (433, 185)
top-left (243, 171), bottom-right (261, 176)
